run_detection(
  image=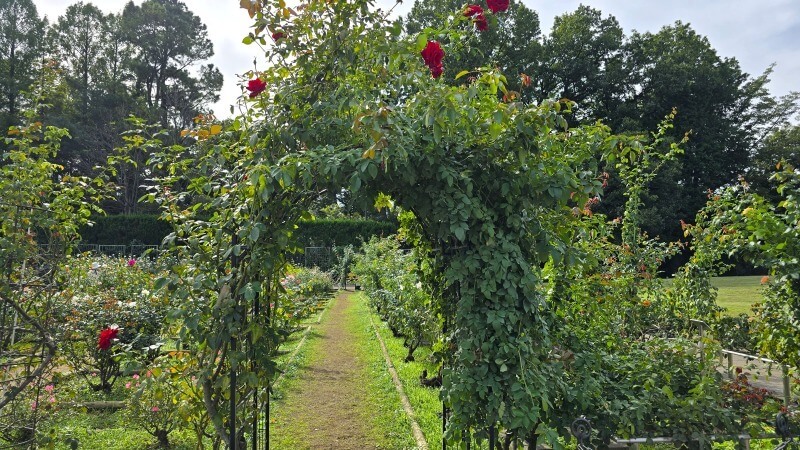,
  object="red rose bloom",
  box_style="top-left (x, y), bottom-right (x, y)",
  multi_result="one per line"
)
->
top-left (463, 4), bottom-right (483, 17)
top-left (246, 78), bottom-right (267, 98)
top-left (271, 31), bottom-right (285, 41)
top-left (420, 40), bottom-right (445, 79)
top-left (474, 13), bottom-right (489, 31)
top-left (97, 327), bottom-right (119, 351)
top-left (487, 0), bottom-right (509, 14)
